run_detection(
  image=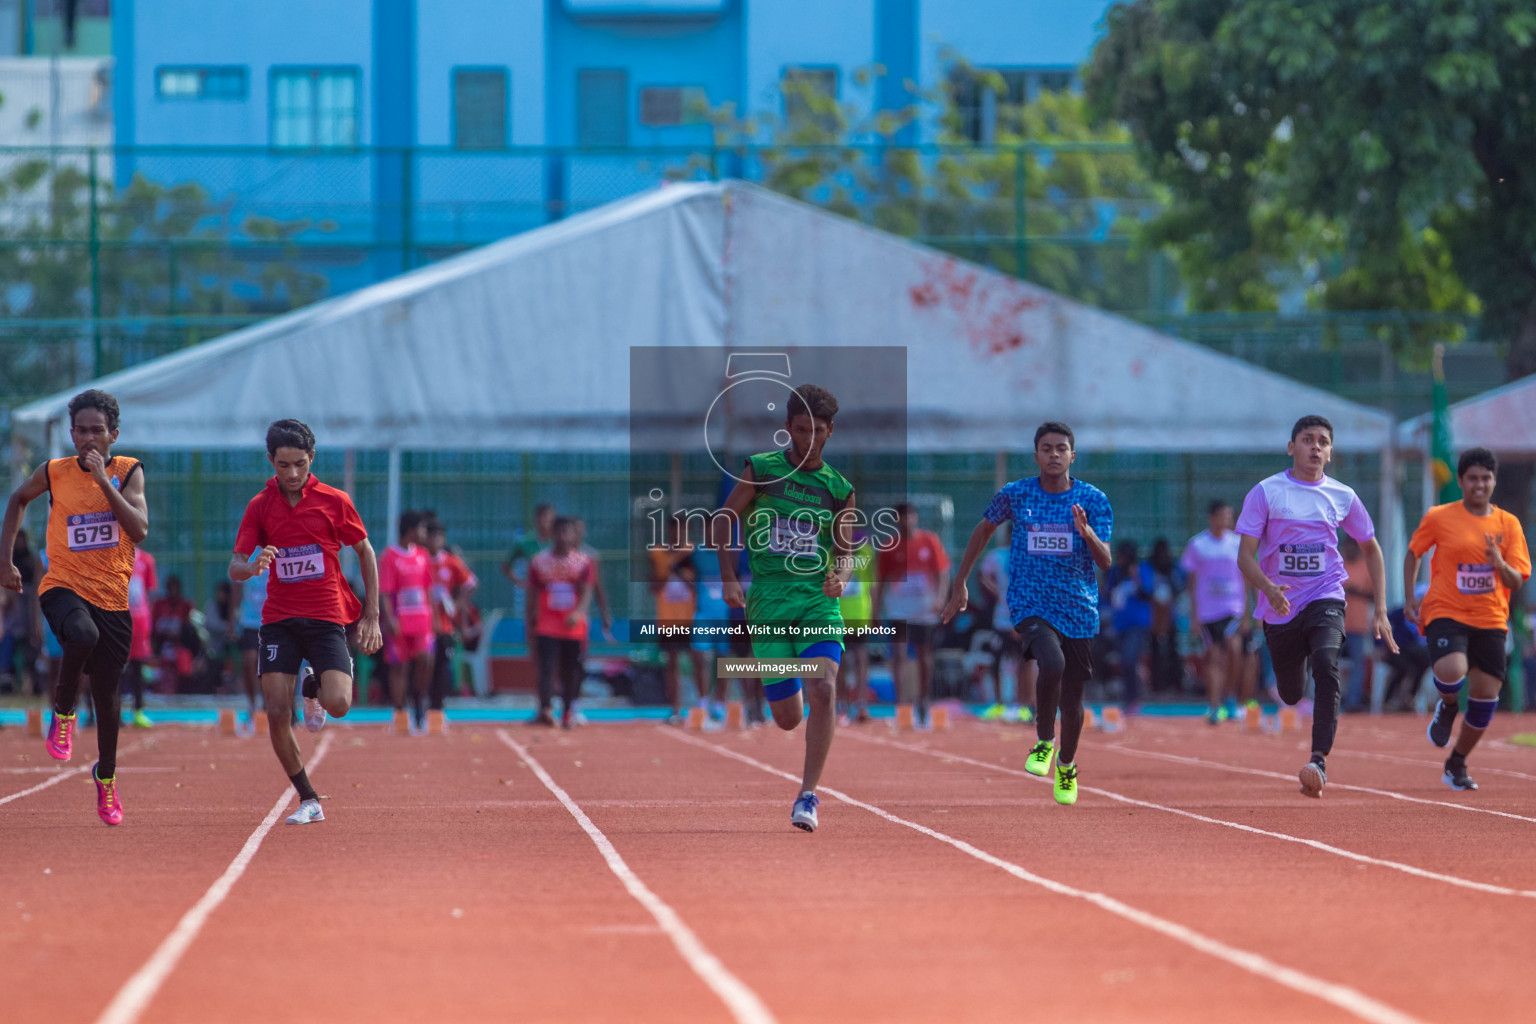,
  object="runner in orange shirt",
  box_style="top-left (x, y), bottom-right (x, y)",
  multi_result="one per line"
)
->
top-left (0, 390), bottom-right (148, 825)
top-left (1405, 448), bottom-right (1531, 791)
